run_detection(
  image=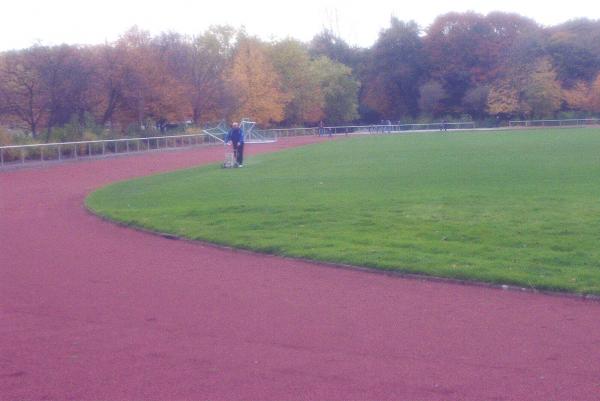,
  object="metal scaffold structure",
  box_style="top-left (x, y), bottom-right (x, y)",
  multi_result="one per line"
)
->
top-left (239, 118), bottom-right (277, 143)
top-left (202, 118), bottom-right (277, 144)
